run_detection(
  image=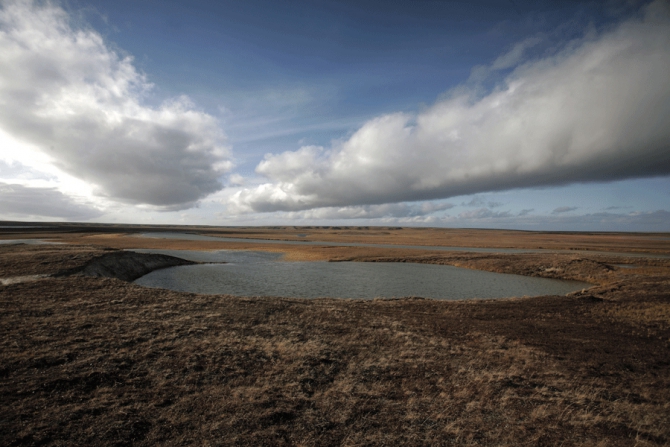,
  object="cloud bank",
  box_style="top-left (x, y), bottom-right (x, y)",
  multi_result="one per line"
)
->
top-left (552, 206), bottom-right (578, 214)
top-left (449, 209), bottom-right (670, 232)
top-left (0, 183), bottom-right (102, 220)
top-left (287, 201), bottom-right (455, 220)
top-left (0, 0), bottom-right (231, 209)
top-left (232, 1), bottom-right (670, 213)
